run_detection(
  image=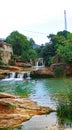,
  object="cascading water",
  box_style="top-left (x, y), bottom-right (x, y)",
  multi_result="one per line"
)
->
top-left (3, 72), bottom-right (16, 81)
top-left (32, 58), bottom-right (45, 70)
top-left (2, 72), bottom-right (31, 81)
top-left (17, 73), bottom-right (24, 78)
top-left (10, 72), bottom-right (16, 78)
top-left (26, 72), bottom-right (30, 79)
